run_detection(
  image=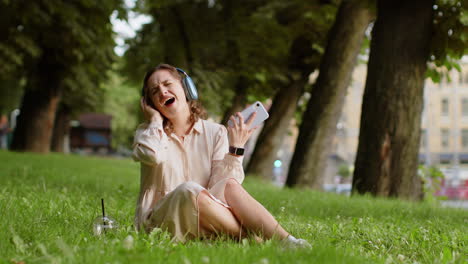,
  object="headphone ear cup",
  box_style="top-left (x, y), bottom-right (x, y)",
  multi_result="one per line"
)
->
top-left (183, 76), bottom-right (198, 101)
